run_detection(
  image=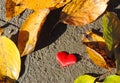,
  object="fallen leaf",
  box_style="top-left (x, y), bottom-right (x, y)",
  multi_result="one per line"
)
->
top-left (85, 46), bottom-right (109, 69)
top-left (12, 0), bottom-right (22, 4)
top-left (60, 0), bottom-right (109, 26)
top-left (6, 0), bottom-right (71, 20)
top-left (18, 8), bottom-right (50, 57)
top-left (114, 45), bottom-right (120, 75)
top-left (102, 12), bottom-right (120, 51)
top-left (102, 12), bottom-right (120, 75)
top-left (74, 75), bottom-right (96, 83)
top-left (82, 31), bottom-right (105, 42)
top-left (82, 31), bottom-right (115, 69)
top-left (103, 75), bottom-right (120, 83)
top-left (0, 28), bottom-right (4, 35)
top-left (6, 0), bottom-right (17, 20)
top-left (0, 36), bottom-right (21, 82)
